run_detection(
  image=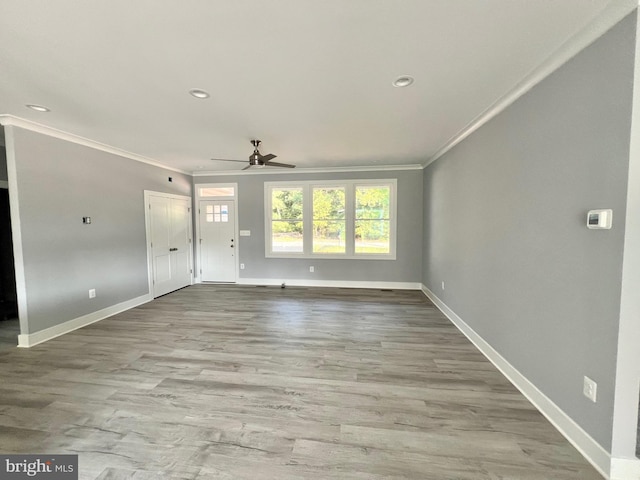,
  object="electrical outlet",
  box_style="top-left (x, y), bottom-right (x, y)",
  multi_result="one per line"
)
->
top-left (309, 266), bottom-right (314, 273)
top-left (441, 281), bottom-right (445, 290)
top-left (583, 376), bottom-right (597, 402)
top-left (240, 263), bottom-right (245, 270)
top-left (88, 289), bottom-right (96, 299)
